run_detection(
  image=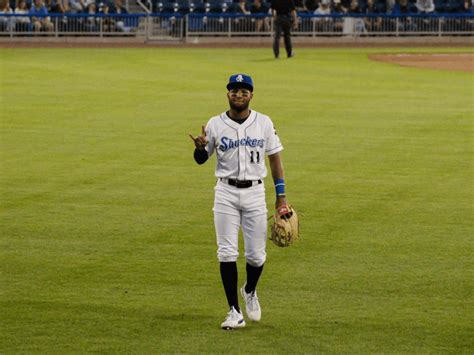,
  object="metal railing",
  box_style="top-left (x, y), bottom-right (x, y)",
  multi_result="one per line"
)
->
top-left (0, 13), bottom-right (472, 39)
